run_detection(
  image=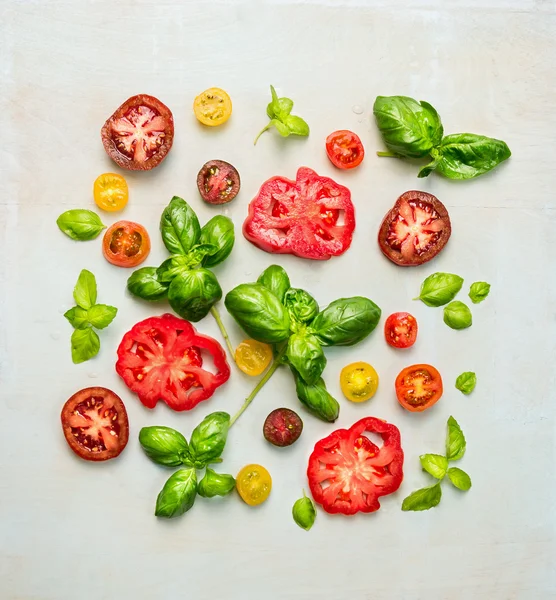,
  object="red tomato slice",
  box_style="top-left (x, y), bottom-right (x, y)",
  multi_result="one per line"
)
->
top-left (115, 314), bottom-right (230, 411)
top-left (384, 312), bottom-right (418, 349)
top-left (243, 167), bottom-right (355, 260)
top-left (307, 417), bottom-right (404, 515)
top-left (101, 94), bottom-right (174, 171)
top-left (395, 364), bottom-right (443, 412)
top-left (378, 190), bottom-right (451, 266)
top-left (60, 387), bottom-right (129, 461)
top-left (102, 220), bottom-right (151, 268)
top-left (326, 130), bottom-right (365, 169)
